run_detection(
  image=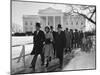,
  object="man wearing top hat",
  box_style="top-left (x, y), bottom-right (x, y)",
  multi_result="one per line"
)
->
top-left (30, 22), bottom-right (45, 71)
top-left (55, 24), bottom-right (66, 69)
